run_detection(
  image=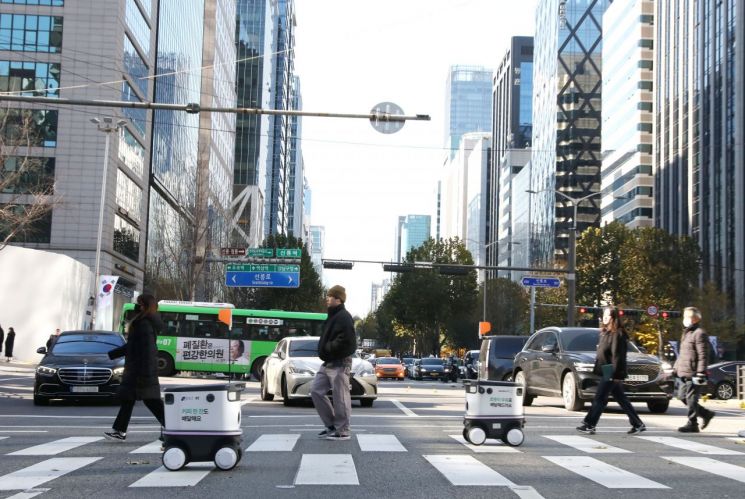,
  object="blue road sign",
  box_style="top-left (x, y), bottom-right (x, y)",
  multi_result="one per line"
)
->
top-left (521, 276), bottom-right (561, 288)
top-left (226, 271), bottom-right (300, 288)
